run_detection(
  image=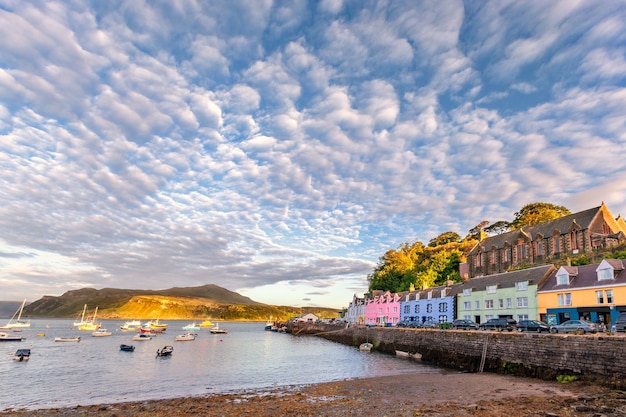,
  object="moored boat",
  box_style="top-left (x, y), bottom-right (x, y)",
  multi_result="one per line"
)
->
top-left (132, 333), bottom-right (152, 341)
top-left (54, 336), bottom-right (81, 342)
top-left (156, 345), bottom-right (173, 357)
top-left (209, 323), bottom-right (228, 334)
top-left (0, 332), bottom-right (24, 342)
top-left (198, 319), bottom-right (213, 327)
top-left (120, 320), bottom-right (141, 331)
top-left (78, 307), bottom-right (101, 331)
top-left (120, 344), bottom-right (135, 352)
top-left (4, 299), bottom-right (30, 329)
top-left (13, 348), bottom-right (31, 361)
top-left (145, 319), bottom-right (168, 330)
top-left (92, 328), bottom-right (112, 337)
top-left (264, 316), bottom-right (273, 331)
top-left (182, 322), bottom-right (200, 331)
top-left (174, 332), bottom-right (196, 341)
top-left (359, 342), bottom-right (373, 352)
